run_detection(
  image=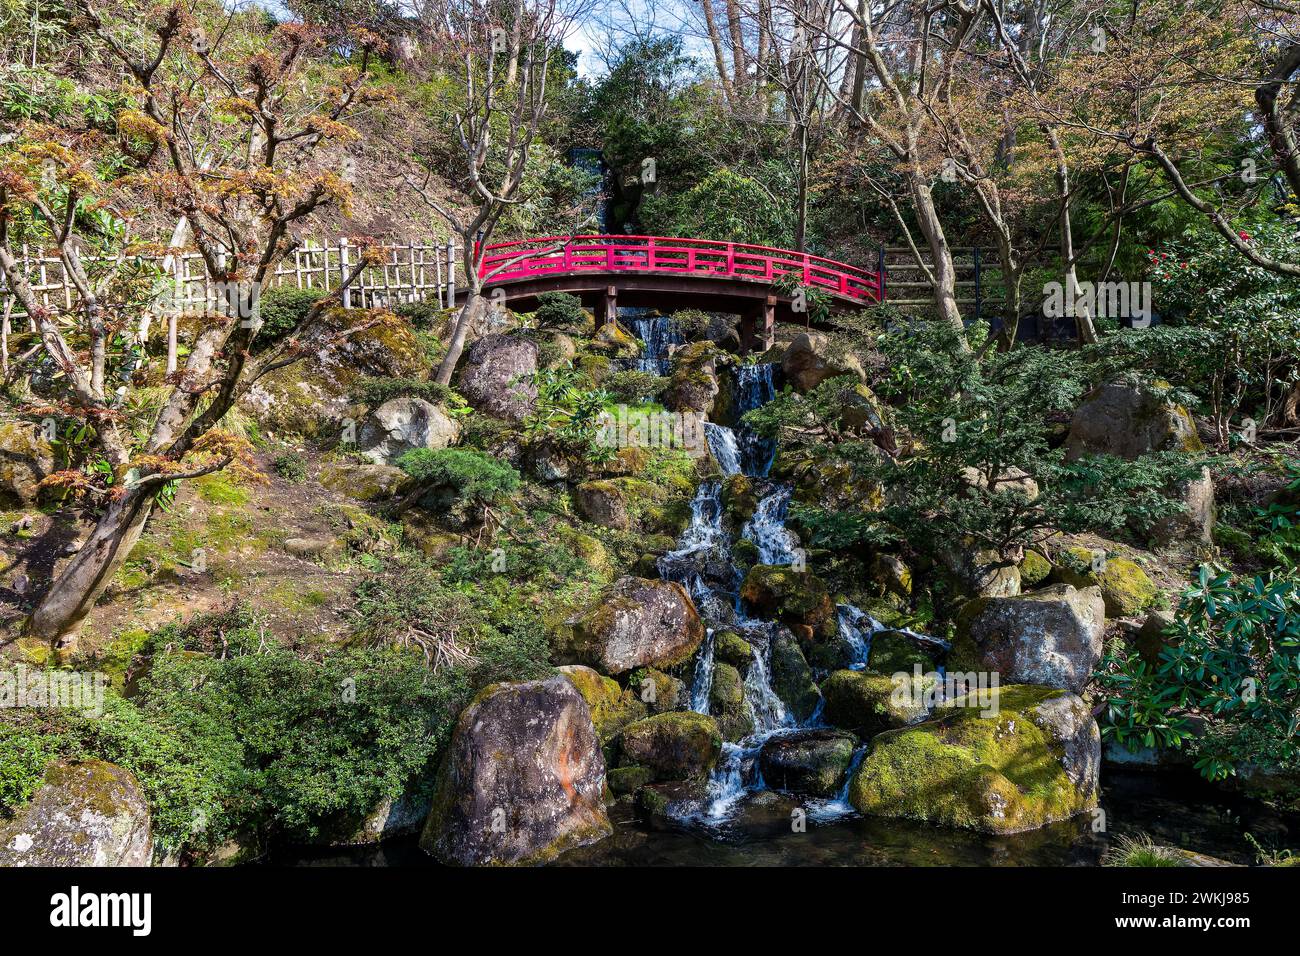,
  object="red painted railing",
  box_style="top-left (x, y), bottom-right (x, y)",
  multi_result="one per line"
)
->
top-left (476, 235), bottom-right (884, 304)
